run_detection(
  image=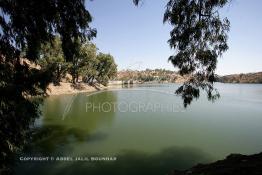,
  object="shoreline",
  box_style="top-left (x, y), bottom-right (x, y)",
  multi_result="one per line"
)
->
top-left (46, 81), bottom-right (171, 96)
top-left (170, 152), bottom-right (262, 175)
top-left (47, 82), bottom-right (108, 96)
top-left (47, 81), bottom-right (262, 96)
